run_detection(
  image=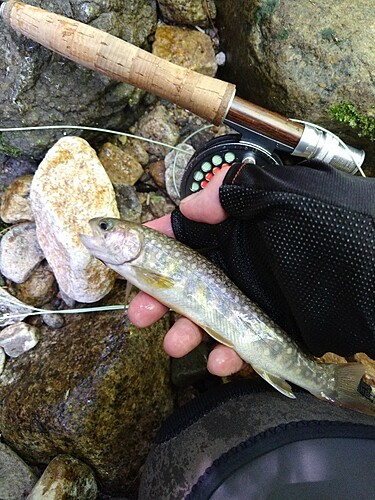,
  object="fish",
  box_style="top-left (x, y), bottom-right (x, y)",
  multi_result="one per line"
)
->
top-left (80, 217), bottom-right (375, 416)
